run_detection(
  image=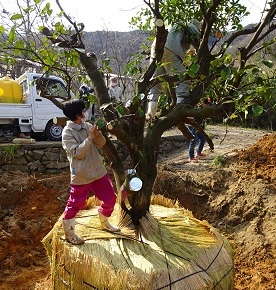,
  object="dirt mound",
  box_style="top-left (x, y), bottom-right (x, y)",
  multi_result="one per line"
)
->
top-left (155, 132), bottom-right (276, 290)
top-left (0, 128), bottom-right (275, 290)
top-left (0, 172), bottom-right (69, 290)
top-left (236, 133), bottom-right (276, 182)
